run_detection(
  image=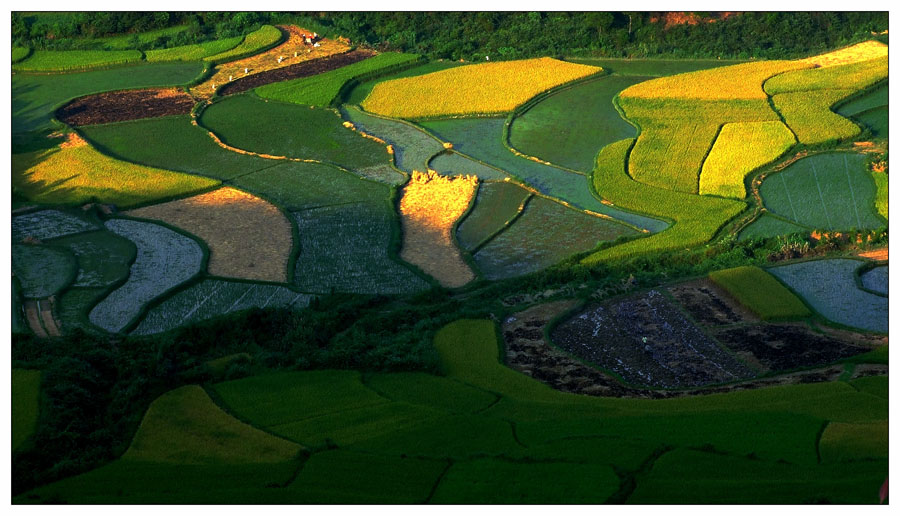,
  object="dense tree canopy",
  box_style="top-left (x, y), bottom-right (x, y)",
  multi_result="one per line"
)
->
top-left (12, 11), bottom-right (888, 60)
